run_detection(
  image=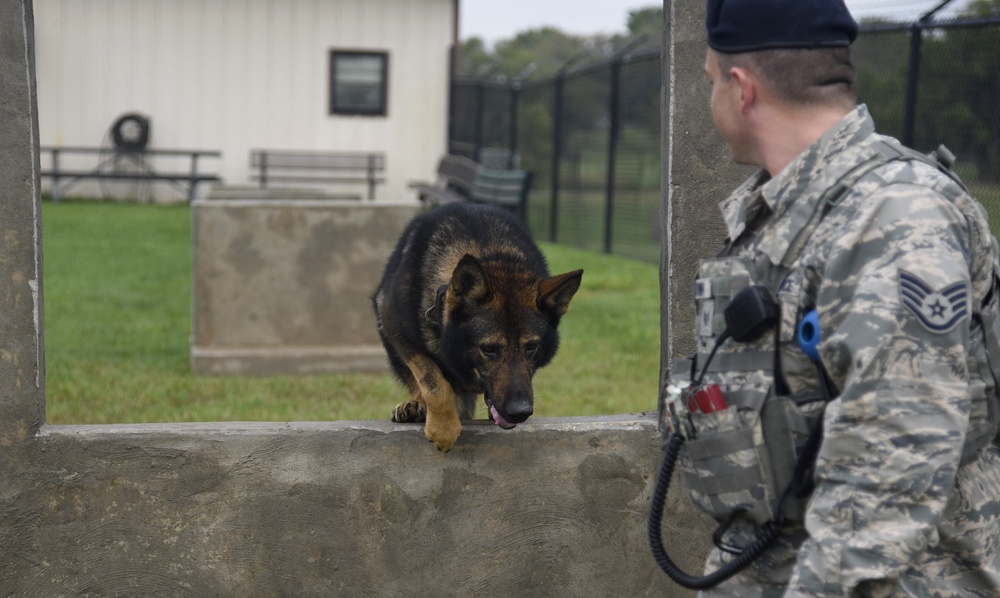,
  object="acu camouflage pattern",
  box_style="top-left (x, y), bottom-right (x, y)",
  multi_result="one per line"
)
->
top-left (684, 105), bottom-right (1000, 597)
